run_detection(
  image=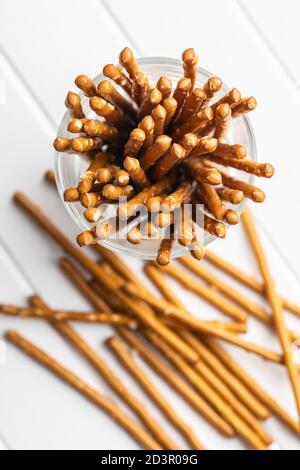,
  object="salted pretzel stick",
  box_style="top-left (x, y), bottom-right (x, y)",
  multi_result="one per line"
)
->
top-left (152, 105), bottom-right (167, 139)
top-left (102, 184), bottom-right (134, 200)
top-left (242, 209), bottom-right (300, 418)
top-left (145, 331), bottom-right (267, 449)
top-left (143, 264), bottom-right (270, 420)
top-left (107, 336), bottom-right (205, 450)
top-left (96, 164), bottom-right (119, 184)
top-left (124, 128), bottom-right (145, 157)
top-left (76, 229), bottom-right (98, 246)
top-left (176, 88), bottom-right (207, 126)
top-left (232, 97), bottom-right (257, 117)
top-left (204, 214), bottom-right (226, 238)
top-left (80, 192), bottom-right (106, 208)
top-left (83, 119), bottom-right (120, 142)
top-left (124, 157), bottom-right (150, 188)
top-left (103, 64), bottom-right (133, 96)
top-left (139, 88), bottom-right (162, 120)
top-left (204, 249), bottom-right (300, 319)
top-left (132, 72), bottom-right (148, 106)
top-left (205, 338), bottom-right (300, 434)
top-left (146, 195), bottom-right (161, 212)
top-left (152, 144), bottom-right (186, 179)
top-left (70, 136), bottom-right (103, 153)
top-left (53, 137), bottom-right (71, 152)
top-left (186, 159), bottom-right (222, 185)
top-left (139, 135), bottom-right (172, 171)
top-left (119, 47), bottom-right (142, 80)
top-left (172, 78), bottom-right (192, 120)
top-left (182, 48), bottom-right (199, 89)
top-left (220, 172), bottom-right (265, 202)
top-left (78, 152), bottom-right (111, 194)
top-left (0, 304), bottom-right (136, 326)
top-left (114, 169), bottom-right (130, 187)
top-left (5, 330), bottom-right (162, 450)
top-left (198, 182), bottom-right (226, 220)
top-left (173, 107), bottom-right (213, 140)
top-left (98, 79), bottom-right (136, 118)
top-left (90, 97), bottom-right (132, 129)
top-left (127, 225), bottom-right (142, 245)
top-left (68, 117), bottom-right (89, 133)
top-left (161, 181), bottom-right (193, 210)
top-left (138, 115), bottom-right (155, 151)
top-left (179, 133), bottom-right (198, 158)
top-left (14, 192), bottom-right (117, 292)
top-left (188, 136), bottom-right (218, 158)
top-left (156, 76), bottom-right (172, 100)
top-left (75, 74), bottom-right (97, 97)
top-left (119, 175), bottom-right (174, 219)
top-left (118, 327), bottom-right (235, 436)
top-left (217, 187), bottom-right (244, 205)
top-left (44, 169), bottom-right (56, 185)
top-left (156, 232), bottom-right (174, 266)
top-left (155, 211), bottom-right (174, 229)
top-left (214, 103), bottom-right (232, 140)
top-left (65, 91), bottom-right (84, 118)
top-left (213, 142), bottom-right (247, 160)
top-left (211, 88), bottom-right (241, 112)
top-left (203, 77), bottom-right (223, 103)
top-left (177, 205), bottom-right (194, 246)
top-left (206, 155), bottom-right (275, 178)
top-left (162, 97), bottom-right (178, 128)
top-left (63, 187), bottom-right (79, 202)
